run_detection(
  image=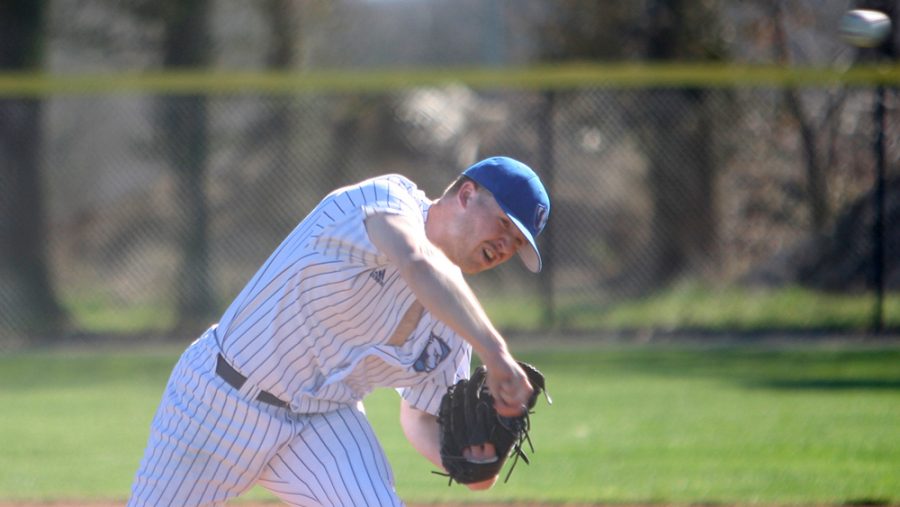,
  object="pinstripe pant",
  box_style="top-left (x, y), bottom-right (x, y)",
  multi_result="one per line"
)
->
top-left (128, 330), bottom-right (402, 506)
